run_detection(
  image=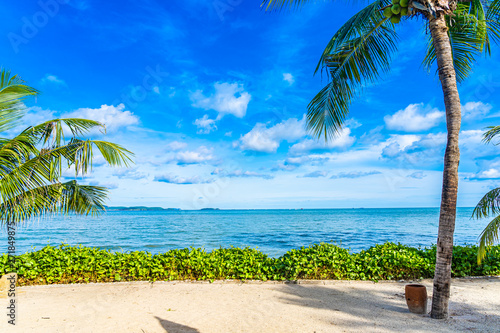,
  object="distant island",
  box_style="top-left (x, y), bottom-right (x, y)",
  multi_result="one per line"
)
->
top-left (106, 206), bottom-right (181, 212)
top-left (200, 208), bottom-right (220, 211)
